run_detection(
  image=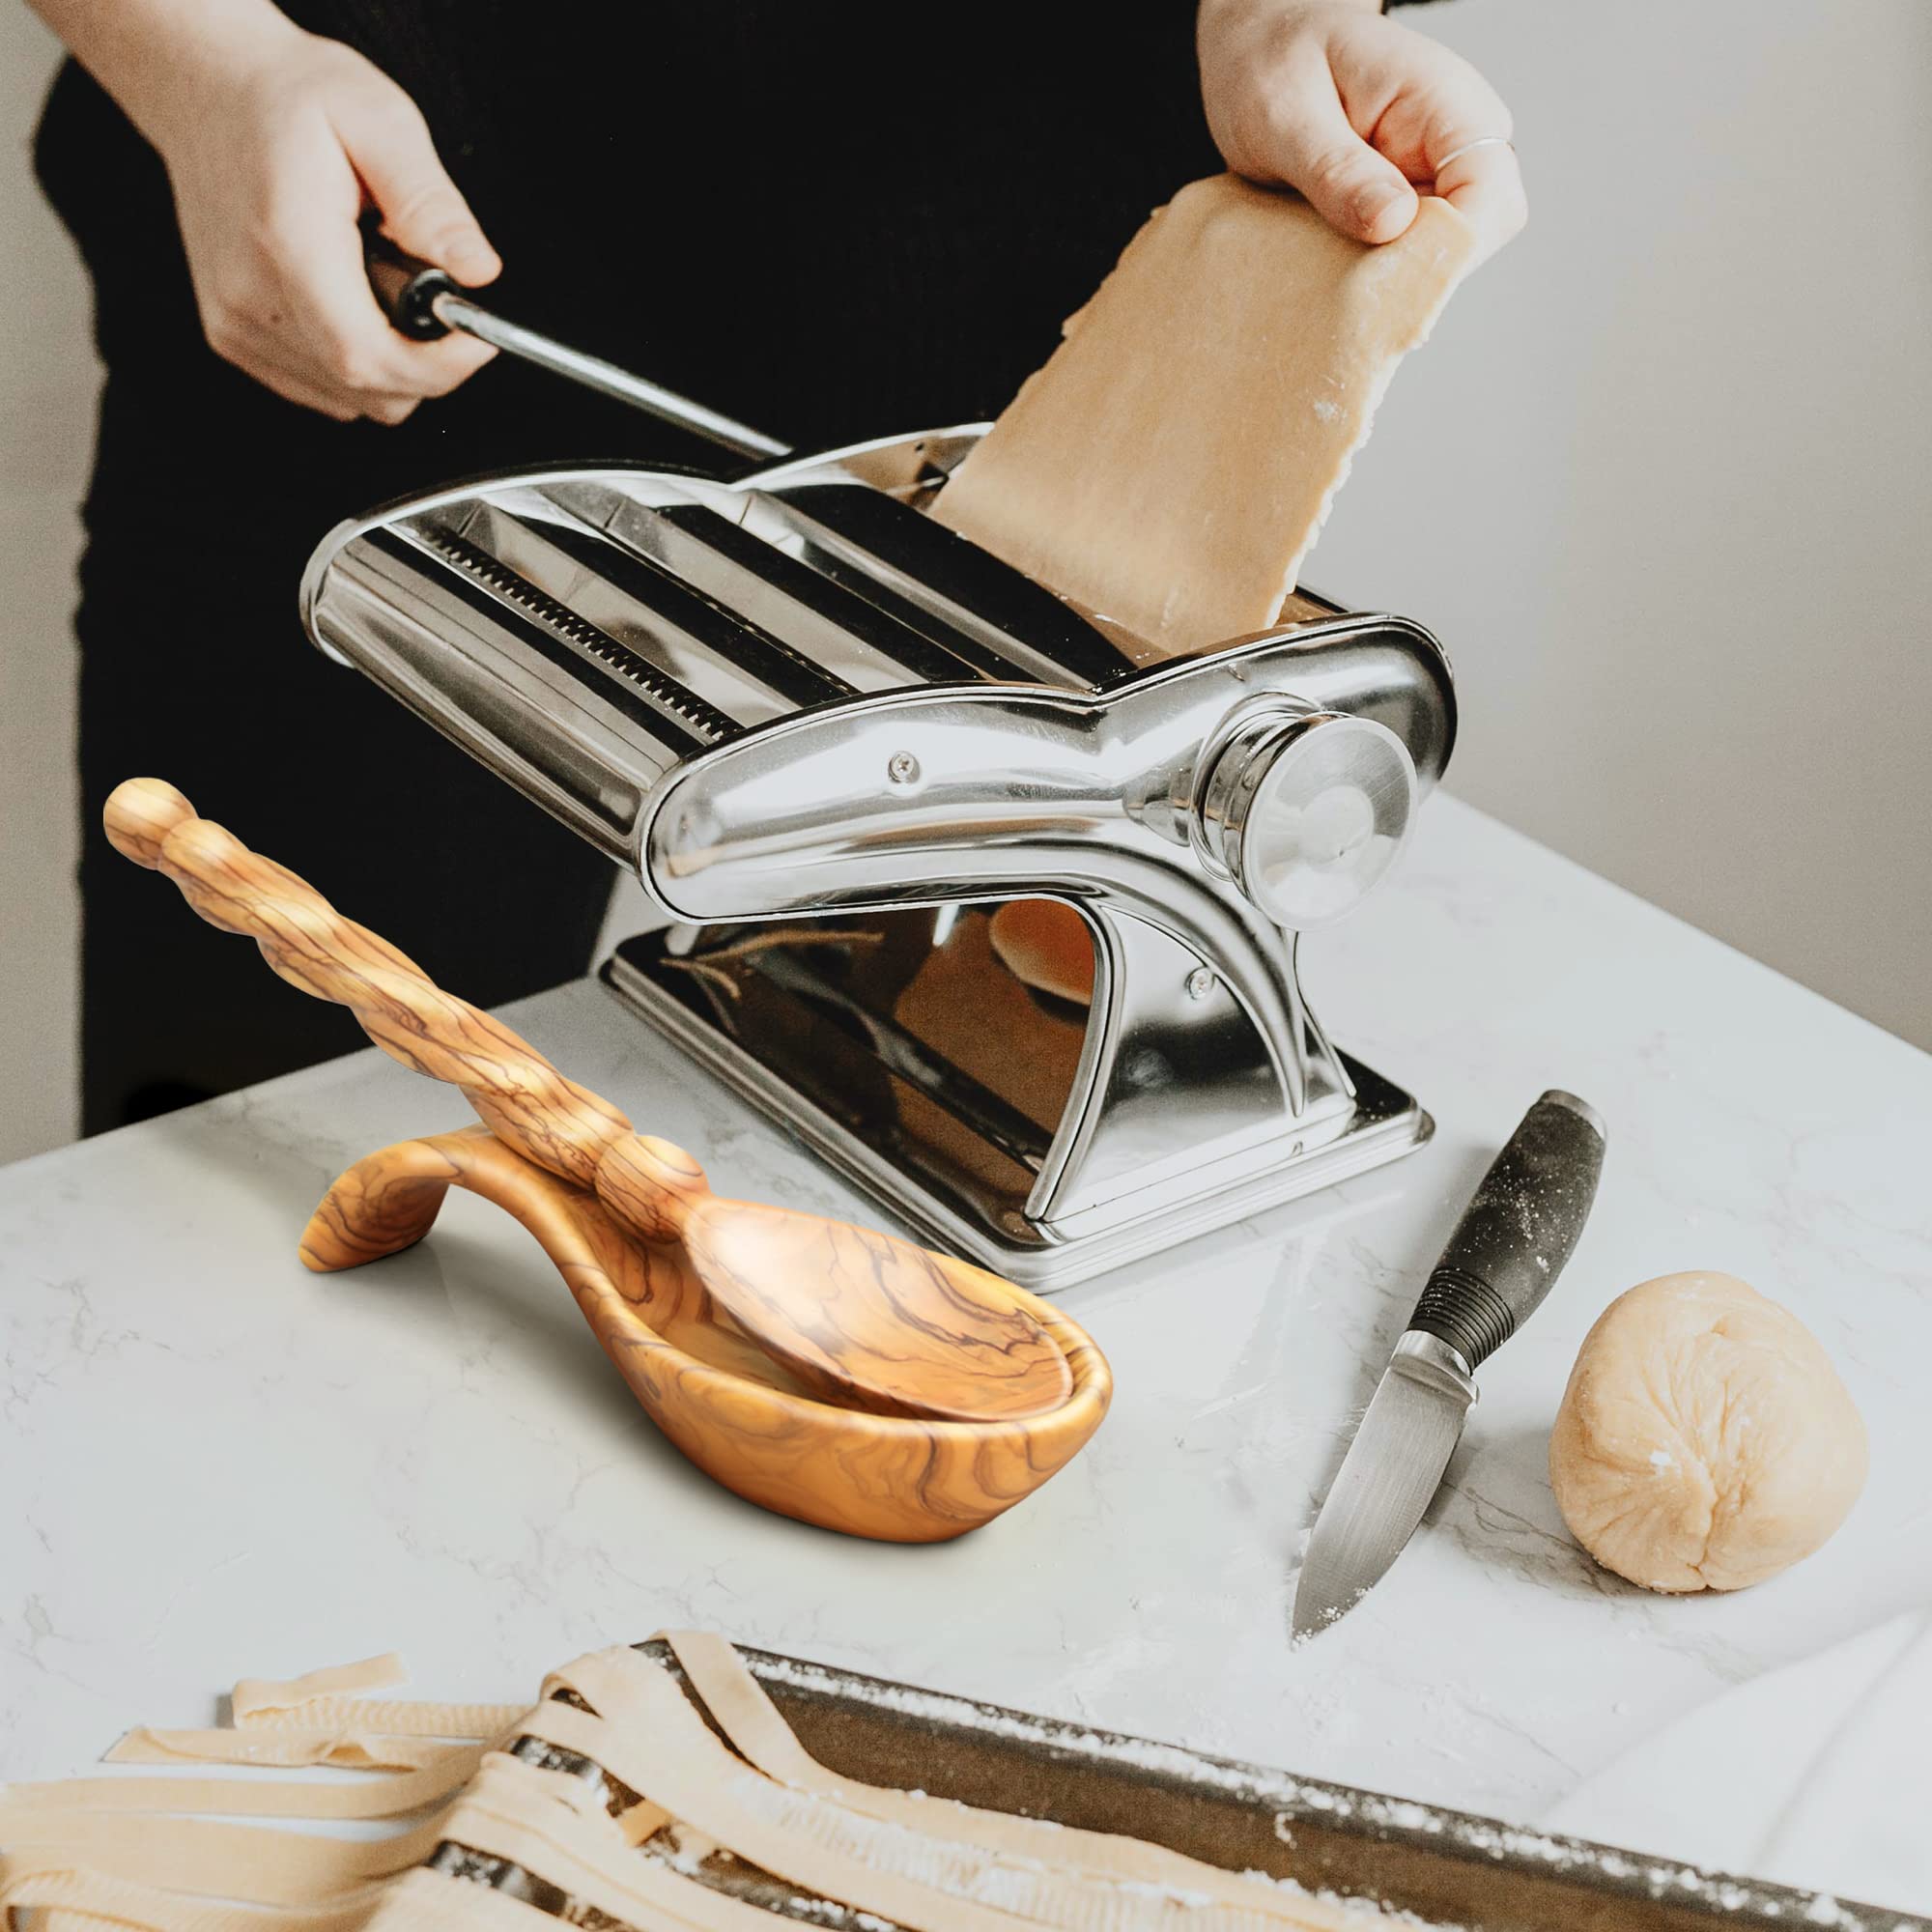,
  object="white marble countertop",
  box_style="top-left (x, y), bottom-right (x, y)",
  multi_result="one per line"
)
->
top-left (4, 796), bottom-right (1929, 1872)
